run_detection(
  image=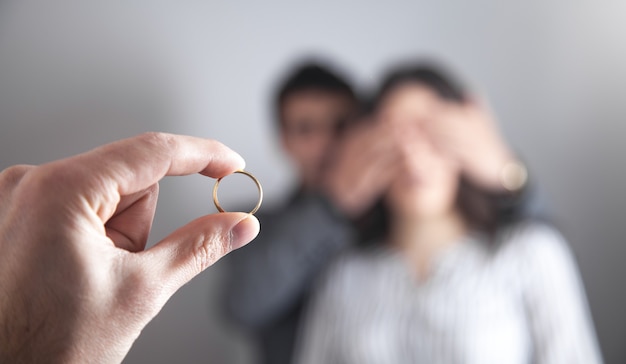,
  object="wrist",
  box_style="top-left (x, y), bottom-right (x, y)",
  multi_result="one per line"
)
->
top-left (466, 147), bottom-right (527, 194)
